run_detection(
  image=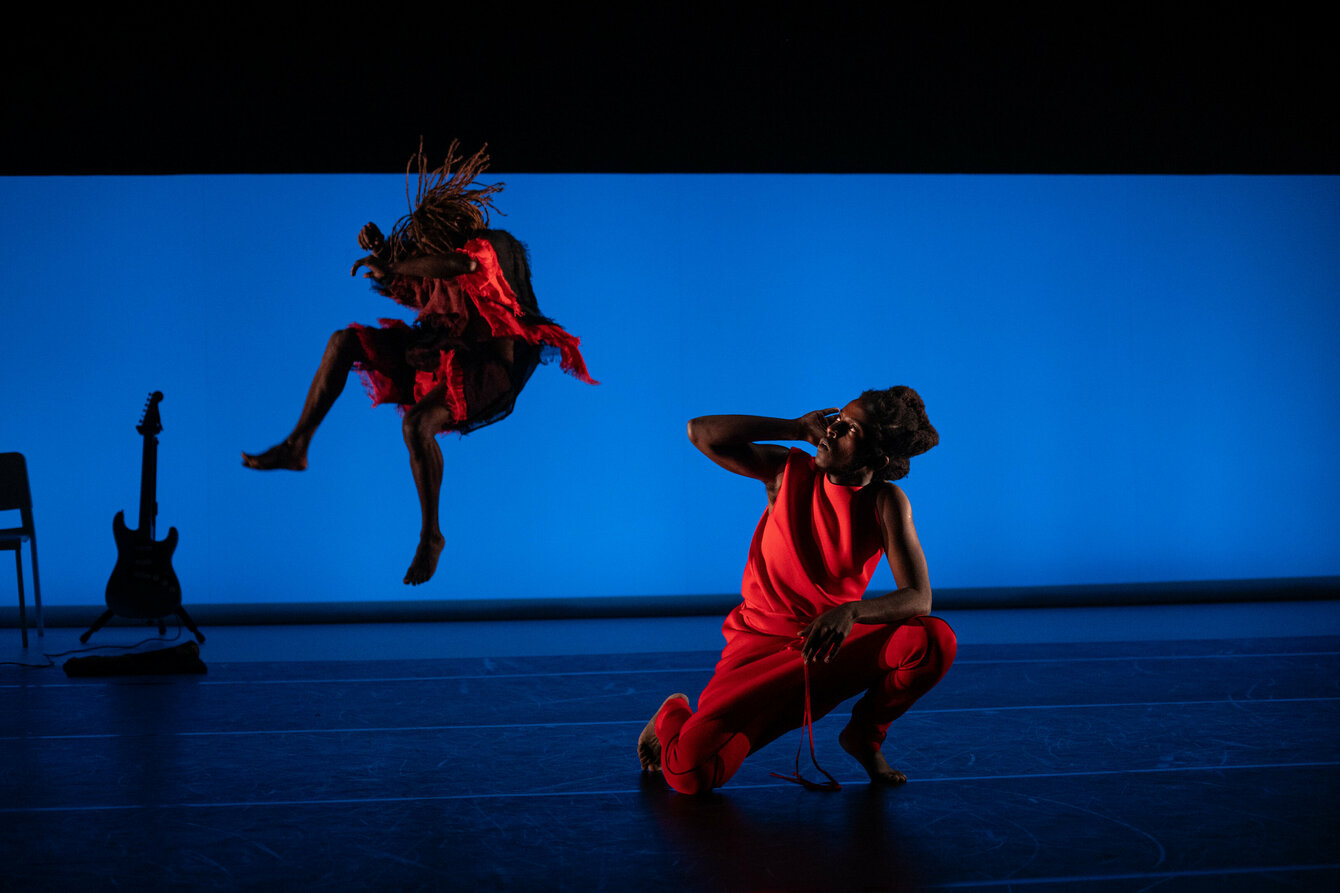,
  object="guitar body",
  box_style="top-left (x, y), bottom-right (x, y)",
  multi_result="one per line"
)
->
top-left (106, 509), bottom-right (181, 619)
